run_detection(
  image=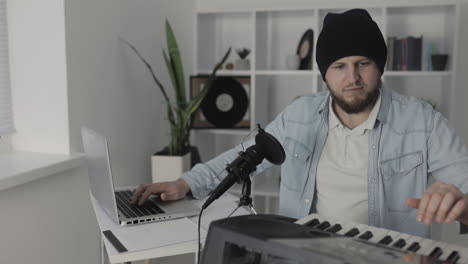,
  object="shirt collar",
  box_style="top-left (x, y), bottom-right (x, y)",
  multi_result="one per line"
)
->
top-left (328, 91), bottom-right (382, 134)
